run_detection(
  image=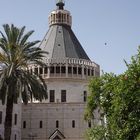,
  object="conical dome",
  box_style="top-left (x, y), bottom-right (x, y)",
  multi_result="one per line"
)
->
top-left (39, 1), bottom-right (90, 60)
